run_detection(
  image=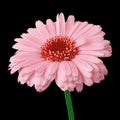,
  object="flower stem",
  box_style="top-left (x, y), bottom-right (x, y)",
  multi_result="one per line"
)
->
top-left (64, 90), bottom-right (75, 120)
